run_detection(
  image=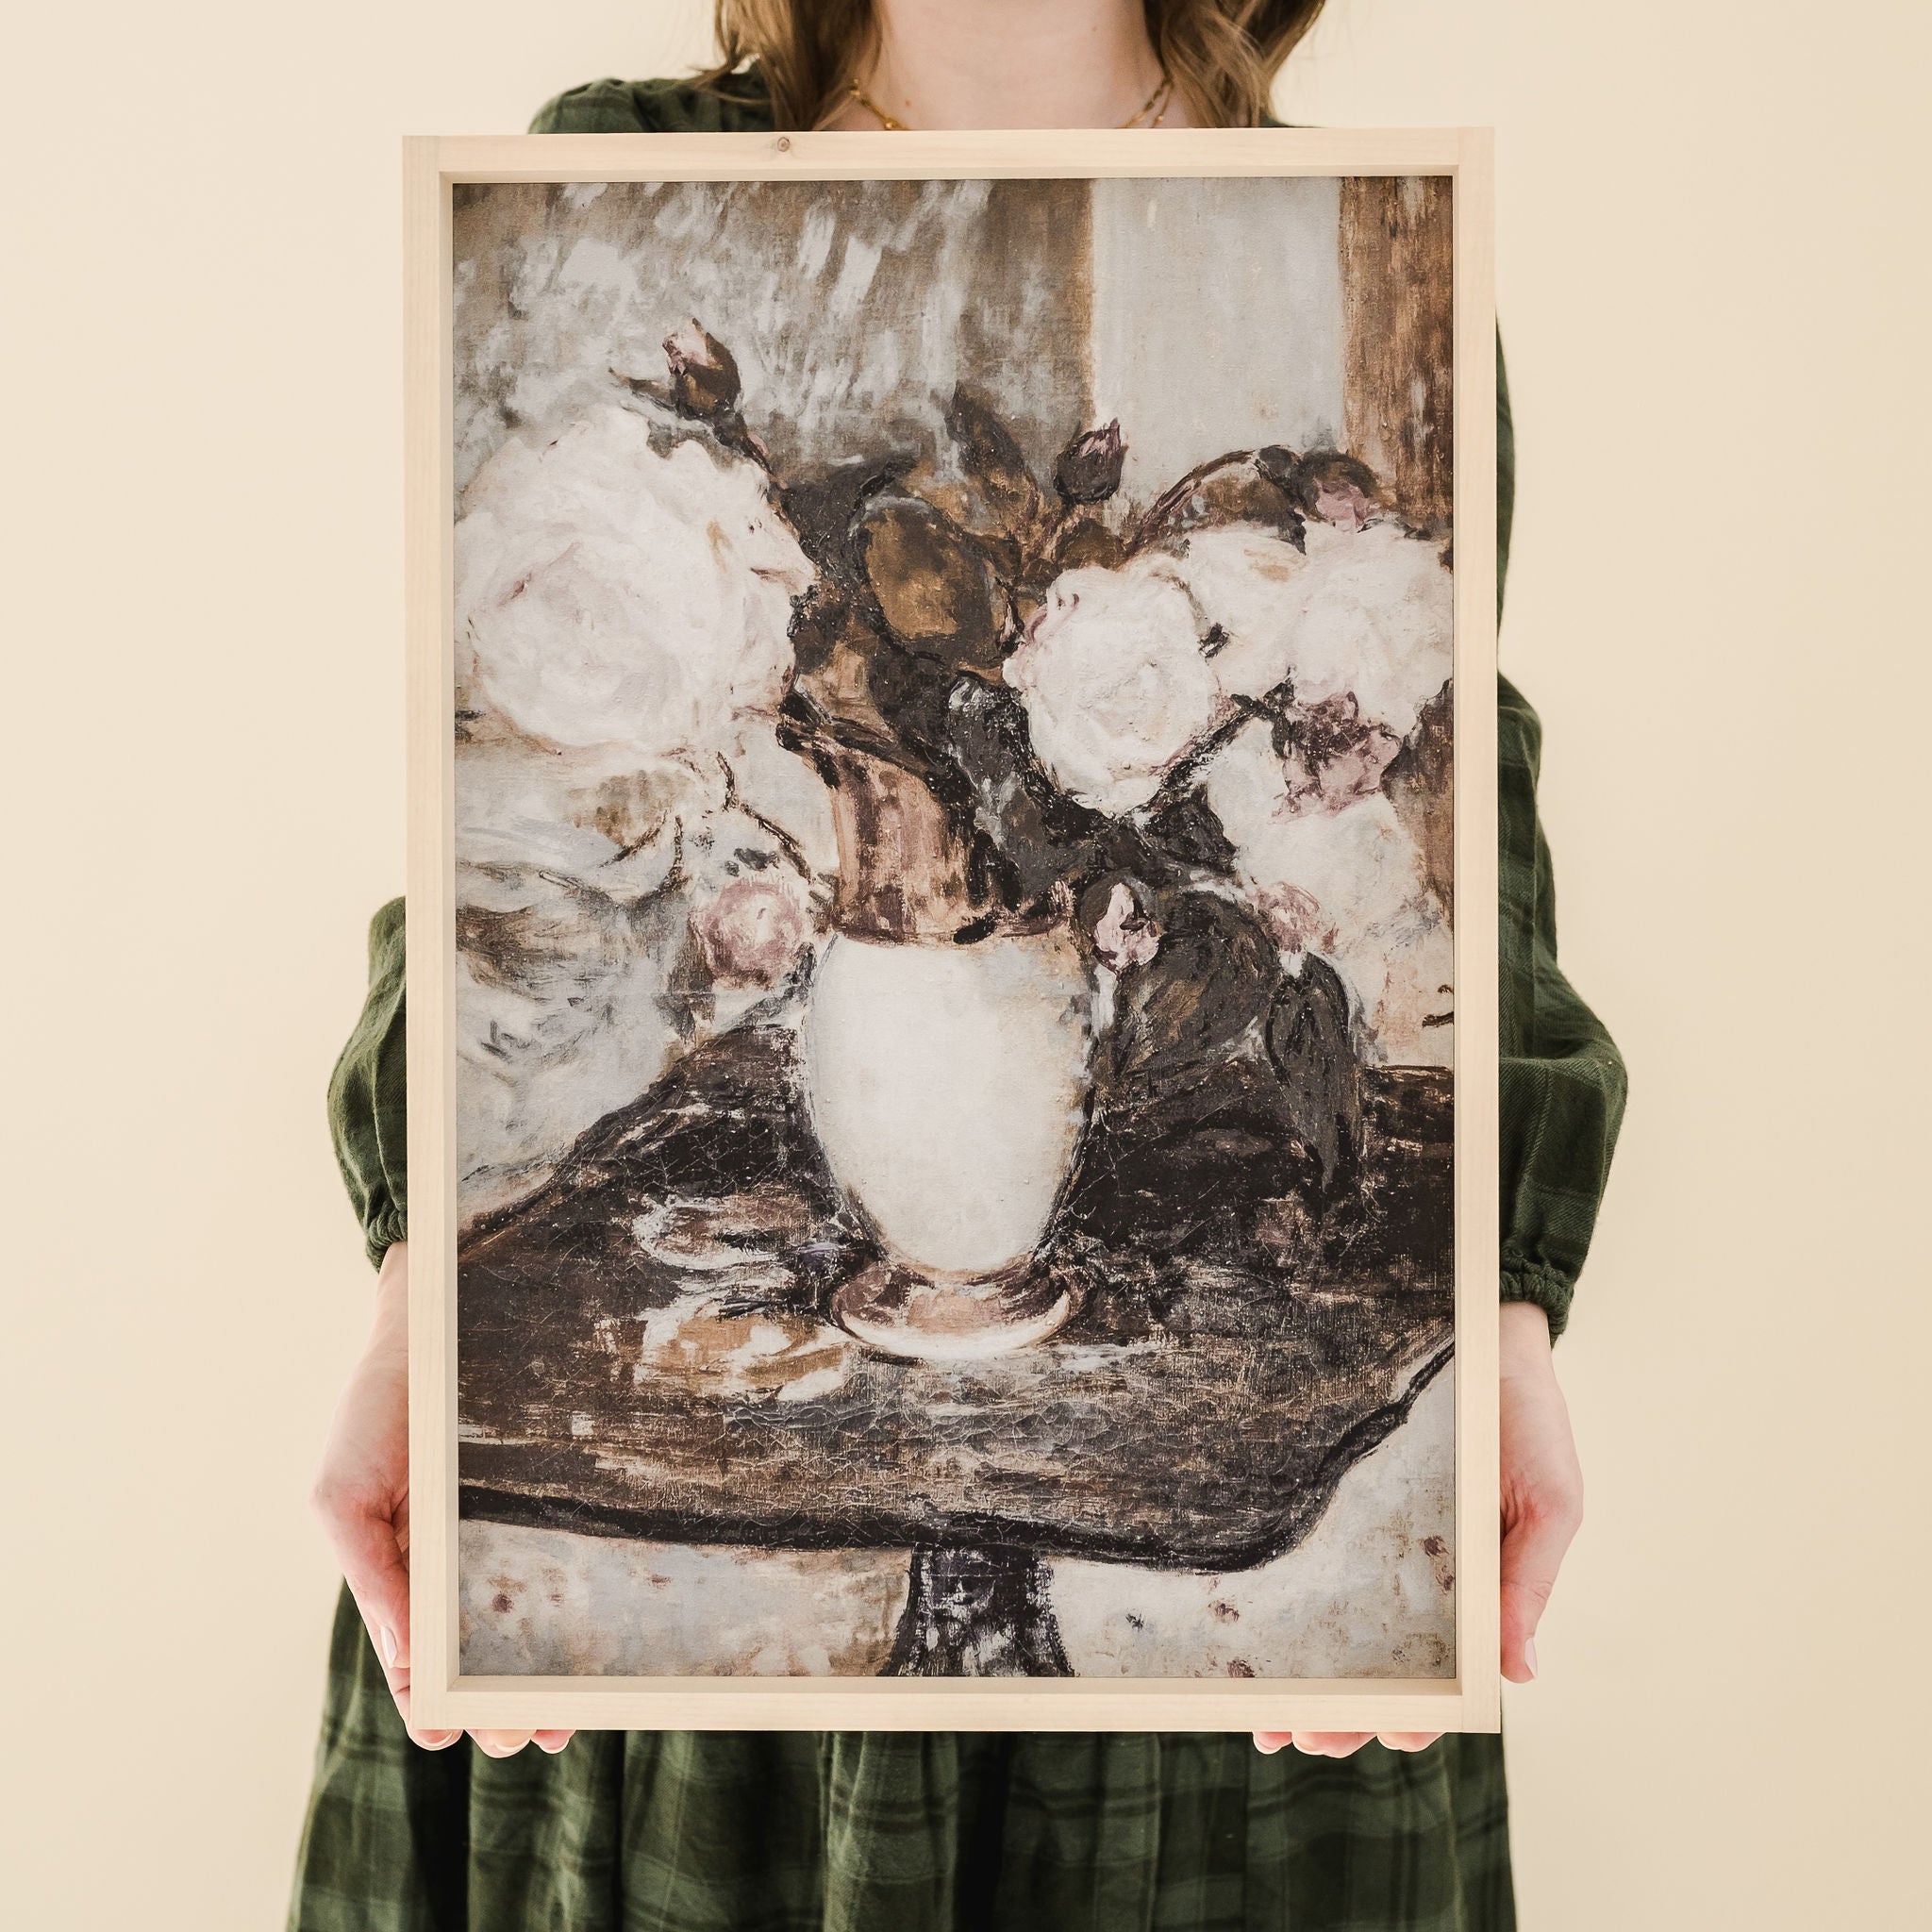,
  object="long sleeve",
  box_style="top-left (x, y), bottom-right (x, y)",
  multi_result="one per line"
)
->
top-left (1491, 342), bottom-right (1627, 1336)
top-left (326, 896), bottom-right (408, 1270)
top-left (1494, 679), bottom-right (1626, 1335)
